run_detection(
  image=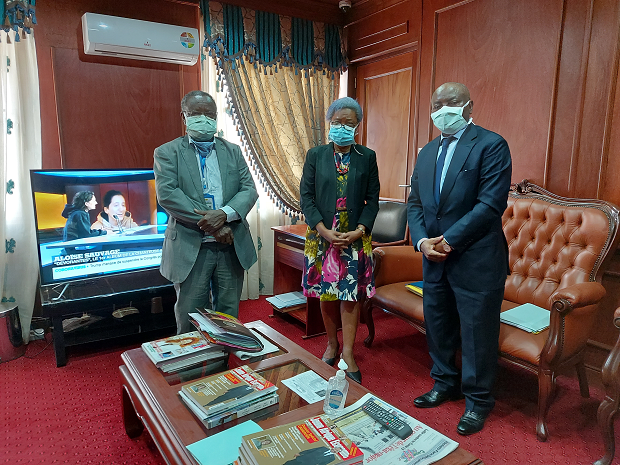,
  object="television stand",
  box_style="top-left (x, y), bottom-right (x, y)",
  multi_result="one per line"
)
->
top-left (40, 269), bottom-right (175, 367)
